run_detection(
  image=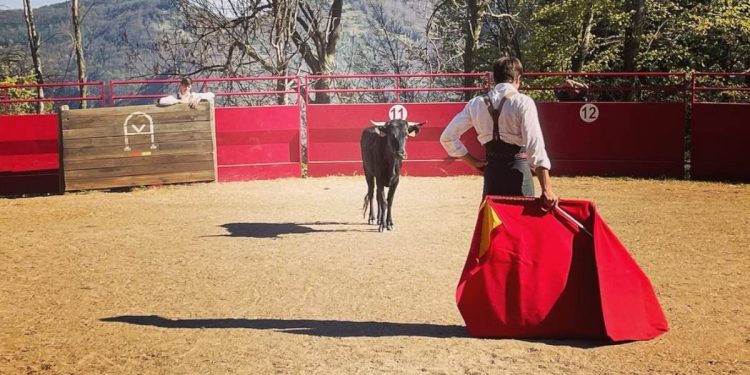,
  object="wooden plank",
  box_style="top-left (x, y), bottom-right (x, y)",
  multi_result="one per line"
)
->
top-left (63, 131), bottom-right (213, 149)
top-left (63, 140), bottom-right (214, 161)
top-left (64, 152), bottom-right (214, 171)
top-left (65, 170), bottom-right (215, 191)
top-left (62, 121), bottom-right (212, 140)
top-left (65, 160), bottom-right (215, 180)
top-left (62, 102), bottom-right (210, 119)
top-left (209, 102), bottom-right (218, 179)
top-left (61, 106), bottom-right (211, 130)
